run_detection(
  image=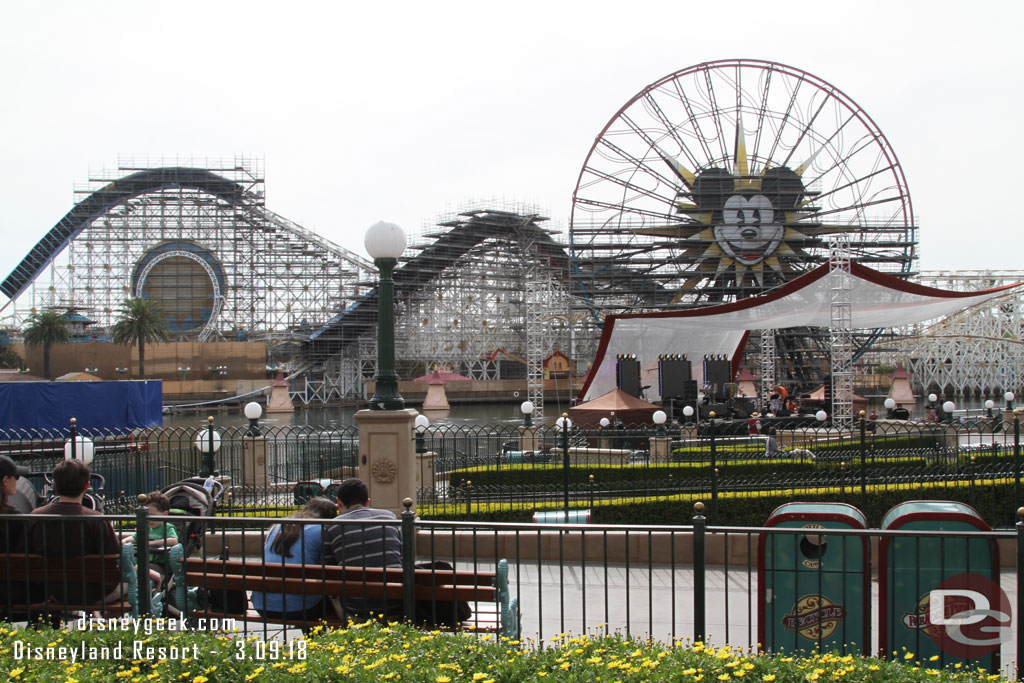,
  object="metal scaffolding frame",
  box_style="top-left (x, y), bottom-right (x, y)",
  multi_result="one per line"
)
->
top-left (304, 205), bottom-right (573, 403)
top-left (2, 158), bottom-right (375, 346)
top-left (883, 271), bottom-right (1024, 396)
top-left (829, 234), bottom-right (854, 428)
top-left (759, 330), bottom-right (776, 413)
